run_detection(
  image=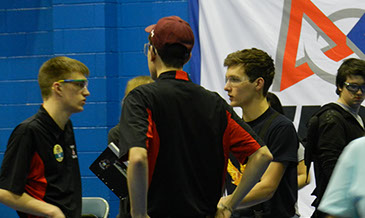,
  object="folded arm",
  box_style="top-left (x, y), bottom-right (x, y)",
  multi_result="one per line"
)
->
top-left (0, 188), bottom-right (64, 218)
top-left (218, 145), bottom-right (273, 215)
